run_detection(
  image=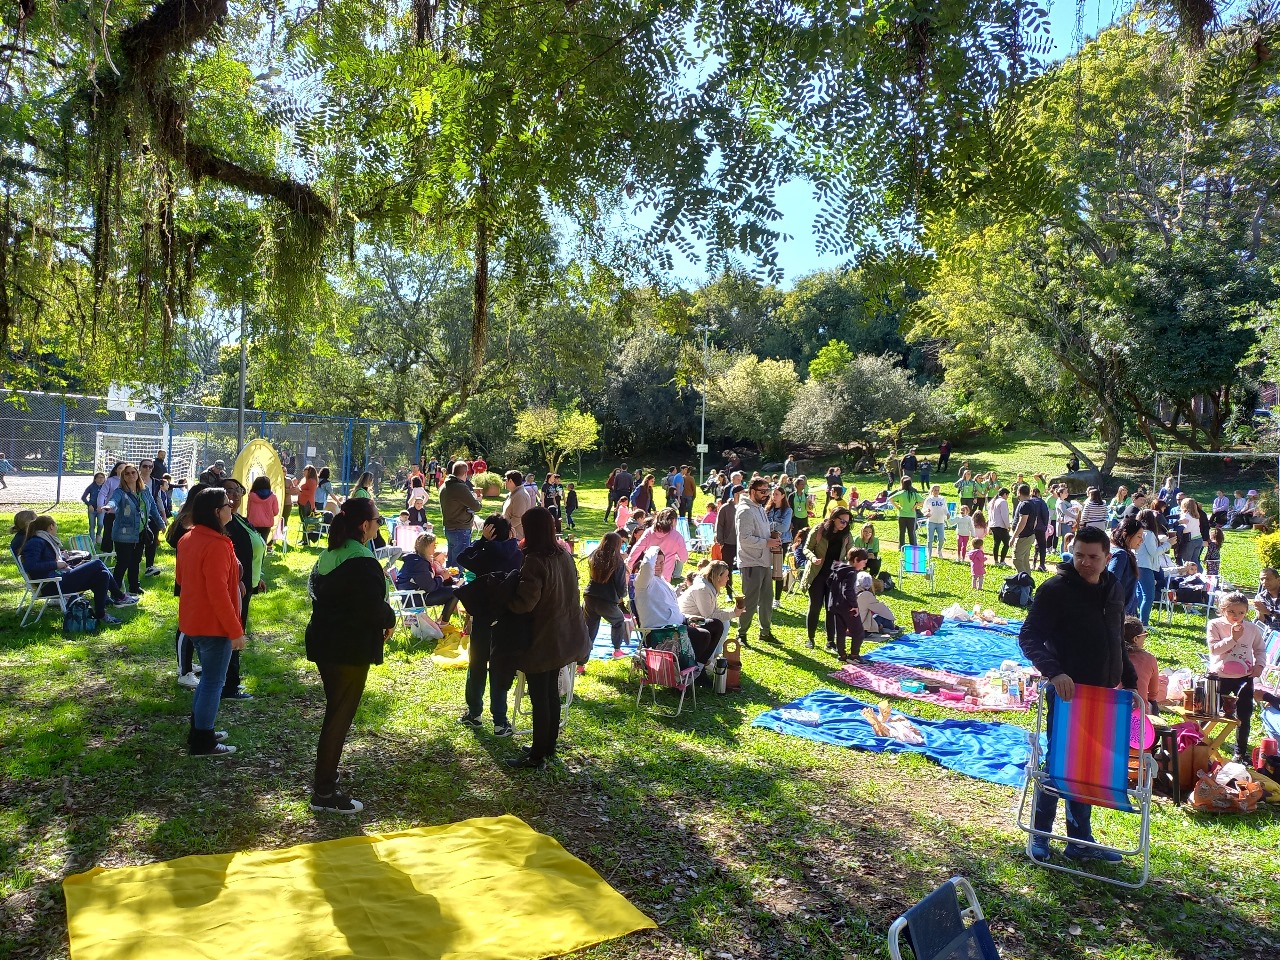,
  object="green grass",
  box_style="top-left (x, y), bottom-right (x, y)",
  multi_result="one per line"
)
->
top-left (1, 437), bottom-right (1278, 959)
